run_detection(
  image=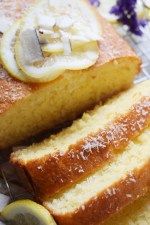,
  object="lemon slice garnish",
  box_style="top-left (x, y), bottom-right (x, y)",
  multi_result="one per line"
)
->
top-left (143, 0), bottom-right (150, 8)
top-left (143, 7), bottom-right (150, 19)
top-left (97, 0), bottom-right (118, 23)
top-left (15, 35), bottom-right (99, 82)
top-left (0, 0), bottom-right (101, 83)
top-left (97, 0), bottom-right (144, 23)
top-left (1, 200), bottom-right (56, 225)
top-left (0, 21), bottom-right (28, 82)
top-left (14, 0), bottom-right (100, 83)
top-left (136, 0), bottom-right (145, 17)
